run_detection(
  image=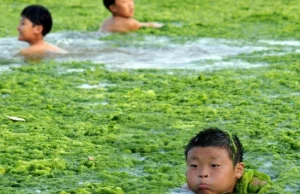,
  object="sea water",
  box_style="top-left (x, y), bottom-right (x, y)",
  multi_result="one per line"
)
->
top-left (1, 31), bottom-right (299, 73)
